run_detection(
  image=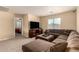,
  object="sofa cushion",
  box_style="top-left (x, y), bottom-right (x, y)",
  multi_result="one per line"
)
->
top-left (67, 36), bottom-right (79, 48)
top-left (52, 38), bottom-right (66, 44)
top-left (67, 32), bottom-right (79, 52)
top-left (50, 42), bottom-right (67, 52)
top-left (67, 37), bottom-right (79, 52)
top-left (52, 35), bottom-right (67, 44)
top-left (57, 35), bottom-right (68, 40)
top-left (67, 31), bottom-right (79, 42)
